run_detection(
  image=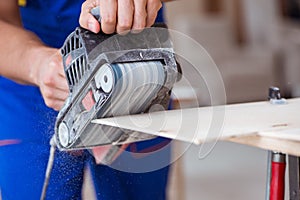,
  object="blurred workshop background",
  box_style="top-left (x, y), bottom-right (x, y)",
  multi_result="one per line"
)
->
top-left (83, 0), bottom-right (300, 199)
